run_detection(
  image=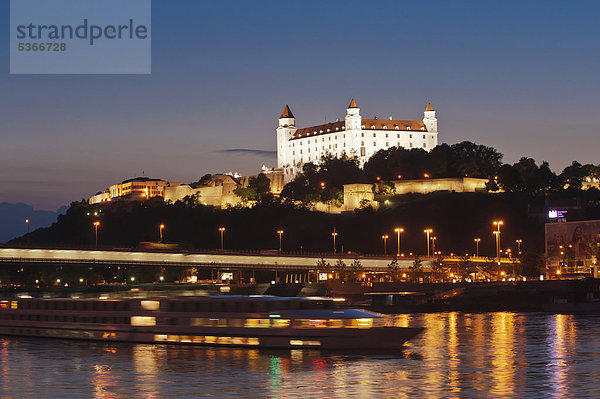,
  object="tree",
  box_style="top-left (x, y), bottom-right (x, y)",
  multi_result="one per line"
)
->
top-left (280, 153), bottom-right (362, 205)
top-left (234, 173), bottom-right (272, 202)
top-left (387, 256), bottom-right (401, 281)
top-left (498, 158), bottom-right (561, 196)
top-left (431, 255), bottom-right (446, 281)
top-left (409, 256), bottom-right (424, 283)
top-left (348, 258), bottom-right (364, 282)
top-left (334, 259), bottom-right (348, 282)
top-left (519, 253), bottom-right (546, 277)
